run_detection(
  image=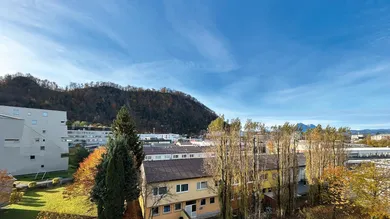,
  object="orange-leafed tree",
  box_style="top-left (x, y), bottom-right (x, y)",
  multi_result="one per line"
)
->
top-left (322, 166), bottom-right (351, 219)
top-left (0, 170), bottom-right (14, 204)
top-left (66, 147), bottom-right (107, 199)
